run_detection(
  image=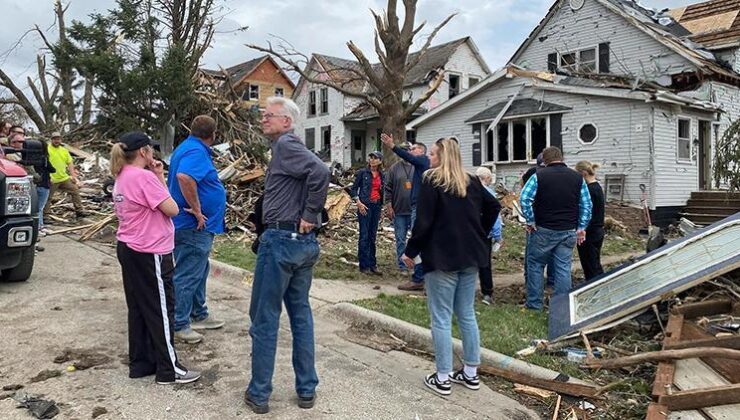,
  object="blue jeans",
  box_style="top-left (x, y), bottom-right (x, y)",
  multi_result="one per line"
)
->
top-left (357, 202), bottom-right (381, 271)
top-left (410, 206), bottom-right (424, 283)
top-left (524, 232), bottom-right (555, 287)
top-left (393, 214), bottom-right (412, 269)
top-left (37, 187), bottom-right (50, 229)
top-left (425, 267), bottom-right (480, 374)
top-left (173, 229), bottom-right (215, 331)
top-left (248, 229), bottom-right (320, 405)
top-left (525, 227), bottom-right (576, 310)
